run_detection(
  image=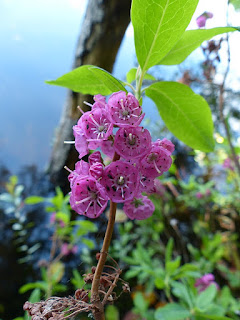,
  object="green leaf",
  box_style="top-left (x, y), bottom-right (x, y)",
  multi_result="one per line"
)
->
top-left (145, 81), bottom-right (214, 152)
top-left (46, 65), bottom-right (126, 95)
top-left (159, 27), bottom-right (238, 65)
top-left (19, 282), bottom-right (48, 294)
top-left (195, 313), bottom-right (232, 320)
top-left (155, 303), bottom-right (191, 320)
top-left (196, 284), bottom-right (217, 311)
top-left (134, 292), bottom-right (149, 313)
top-left (105, 305), bottom-right (120, 320)
top-left (172, 282), bottom-right (195, 309)
top-left (25, 196), bottom-right (45, 204)
top-left (131, 0), bottom-right (199, 72)
top-left (166, 256), bottom-right (181, 274)
top-left (126, 68), bottom-right (156, 83)
top-left (81, 238), bottom-right (95, 249)
top-left (155, 277), bottom-right (165, 289)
